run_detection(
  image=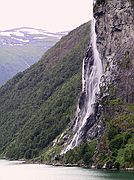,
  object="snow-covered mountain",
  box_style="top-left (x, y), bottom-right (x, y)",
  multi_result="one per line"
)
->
top-left (0, 27), bottom-right (68, 85)
top-left (0, 27), bottom-right (68, 46)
